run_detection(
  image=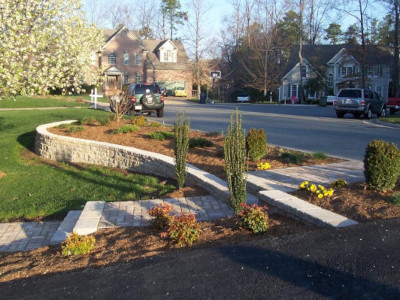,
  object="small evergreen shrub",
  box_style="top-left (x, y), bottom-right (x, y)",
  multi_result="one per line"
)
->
top-left (57, 123), bottom-right (70, 129)
top-left (112, 124), bottom-right (139, 134)
top-left (206, 131), bottom-right (219, 137)
top-left (149, 122), bottom-right (162, 127)
top-left (132, 115), bottom-right (146, 126)
top-left (330, 178), bottom-right (348, 189)
top-left (224, 109), bottom-right (247, 212)
top-left (236, 203), bottom-right (269, 234)
top-left (161, 214), bottom-right (200, 247)
top-left (61, 233), bottom-right (96, 256)
top-left (148, 203), bottom-right (173, 229)
top-left (148, 131), bottom-right (174, 141)
top-left (174, 112), bottom-right (190, 190)
top-left (281, 152), bottom-right (304, 164)
top-left (68, 125), bottom-right (85, 133)
top-left (80, 116), bottom-right (98, 126)
top-left (189, 137), bottom-right (214, 148)
top-left (246, 128), bottom-right (267, 162)
top-left (364, 140), bottom-right (400, 191)
top-left (312, 151), bottom-right (327, 160)
top-left (97, 116), bottom-right (112, 126)
top-left (389, 192), bottom-right (400, 205)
